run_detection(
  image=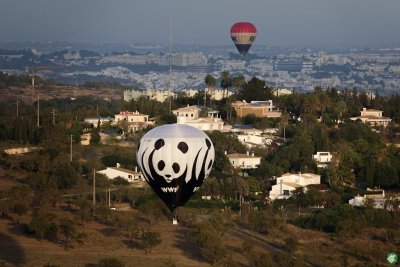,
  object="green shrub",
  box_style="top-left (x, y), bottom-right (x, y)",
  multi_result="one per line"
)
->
top-left (97, 257), bottom-right (125, 267)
